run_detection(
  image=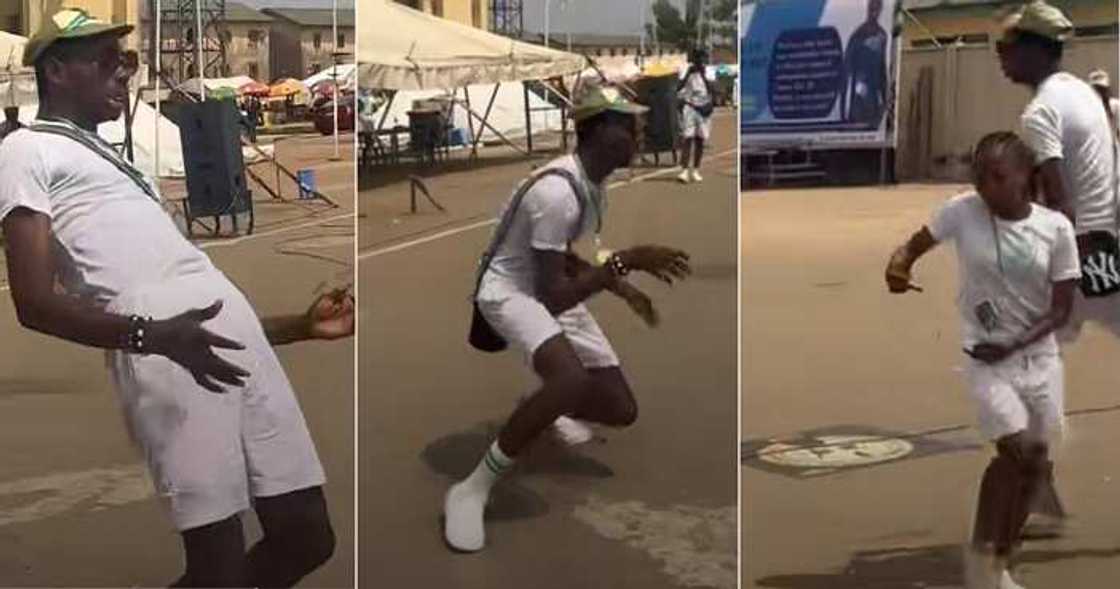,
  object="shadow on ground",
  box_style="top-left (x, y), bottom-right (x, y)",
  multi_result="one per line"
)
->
top-left (421, 424), bottom-right (616, 522)
top-left (755, 543), bottom-right (1120, 588)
